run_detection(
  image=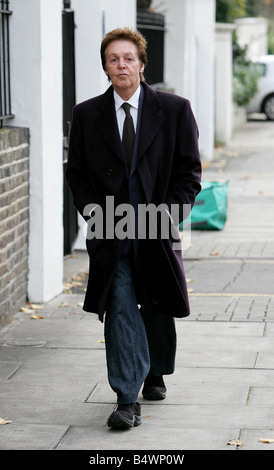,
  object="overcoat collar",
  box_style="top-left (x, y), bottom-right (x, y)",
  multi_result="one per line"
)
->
top-left (94, 82), bottom-right (165, 164)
